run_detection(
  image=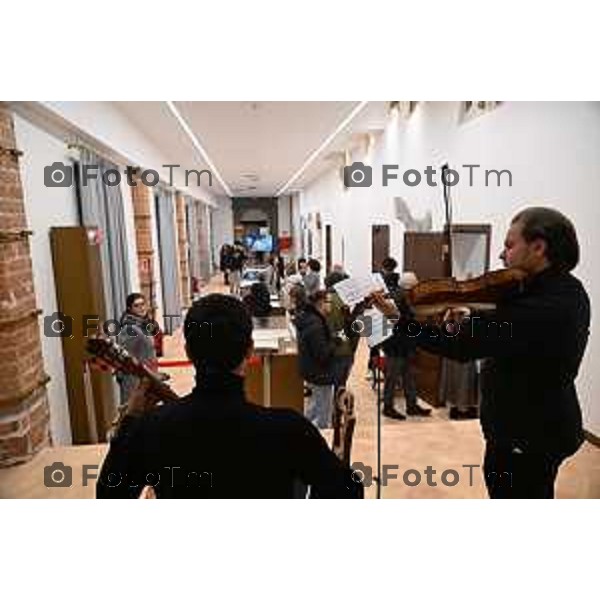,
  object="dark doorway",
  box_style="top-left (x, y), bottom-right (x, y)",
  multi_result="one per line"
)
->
top-left (325, 224), bottom-right (332, 274)
top-left (371, 224), bottom-right (390, 272)
top-left (404, 232), bottom-right (448, 279)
